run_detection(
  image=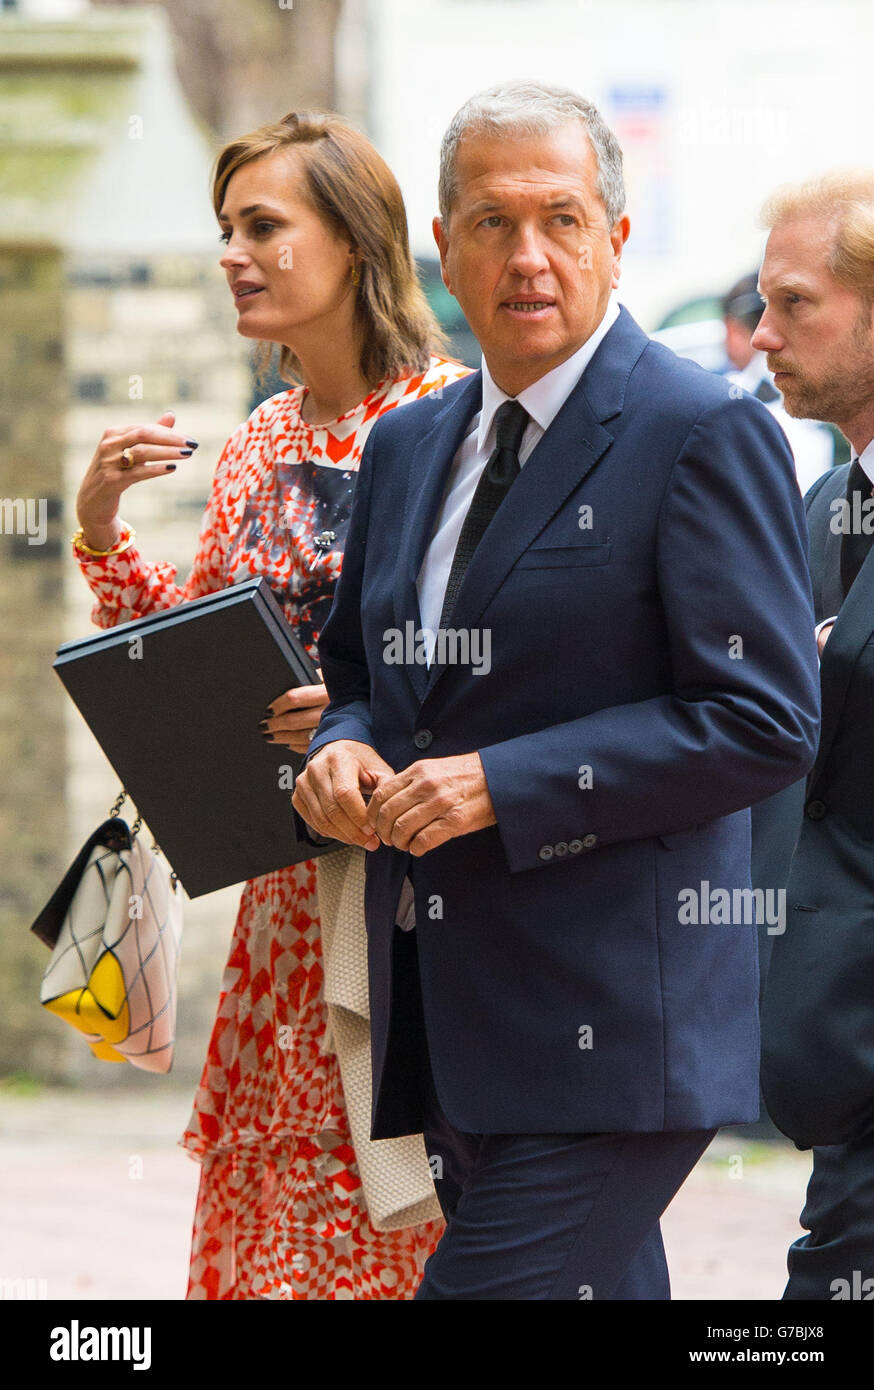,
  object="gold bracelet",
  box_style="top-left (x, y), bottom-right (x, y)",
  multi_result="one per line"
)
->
top-left (71, 523), bottom-right (136, 558)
